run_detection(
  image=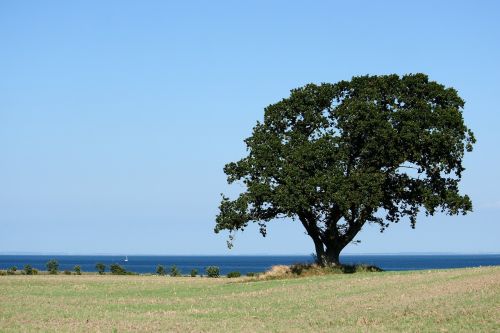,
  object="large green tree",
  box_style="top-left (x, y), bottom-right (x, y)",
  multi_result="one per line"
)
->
top-left (215, 74), bottom-right (475, 266)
